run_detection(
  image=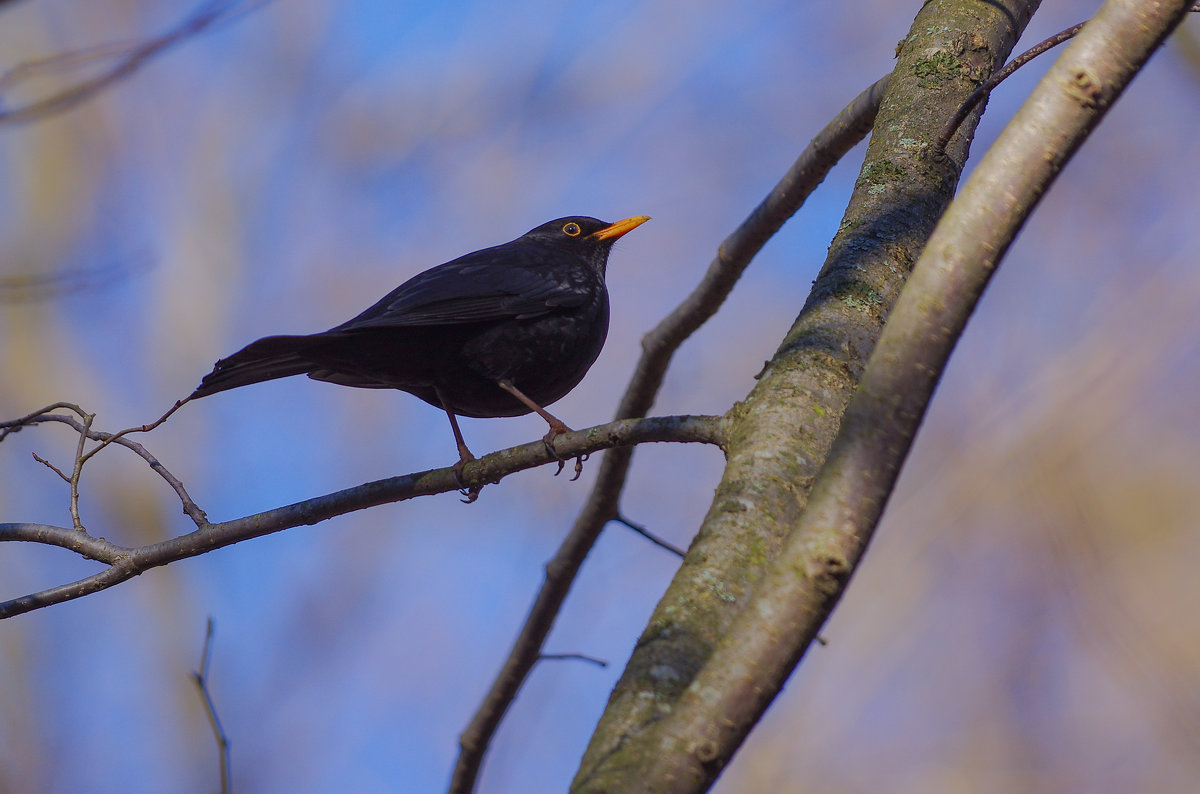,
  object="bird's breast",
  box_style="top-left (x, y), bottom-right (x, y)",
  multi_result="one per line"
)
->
top-left (443, 292), bottom-right (609, 416)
